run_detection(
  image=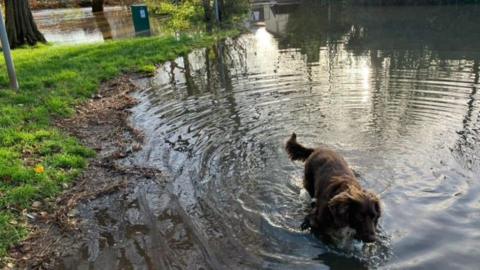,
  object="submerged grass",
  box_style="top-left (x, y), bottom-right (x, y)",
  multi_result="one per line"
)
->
top-left (0, 29), bottom-right (239, 258)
